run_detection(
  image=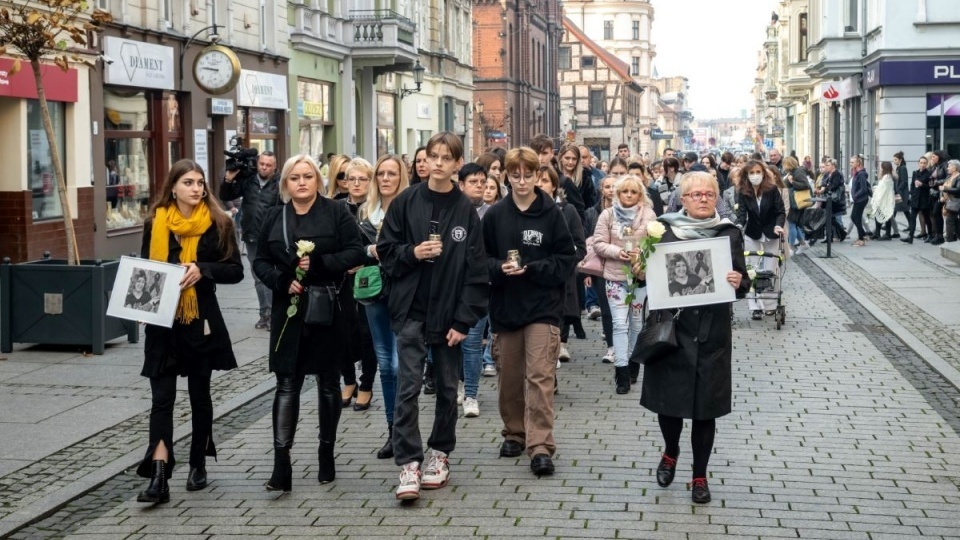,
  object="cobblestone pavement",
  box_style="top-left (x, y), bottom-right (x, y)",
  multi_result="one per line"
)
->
top-left (6, 256), bottom-right (960, 539)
